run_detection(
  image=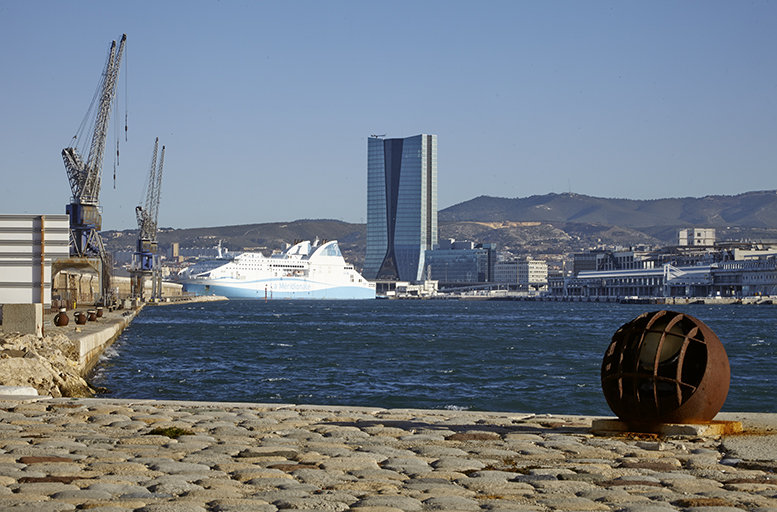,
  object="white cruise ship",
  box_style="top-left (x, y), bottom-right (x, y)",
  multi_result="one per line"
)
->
top-left (177, 239), bottom-right (375, 300)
